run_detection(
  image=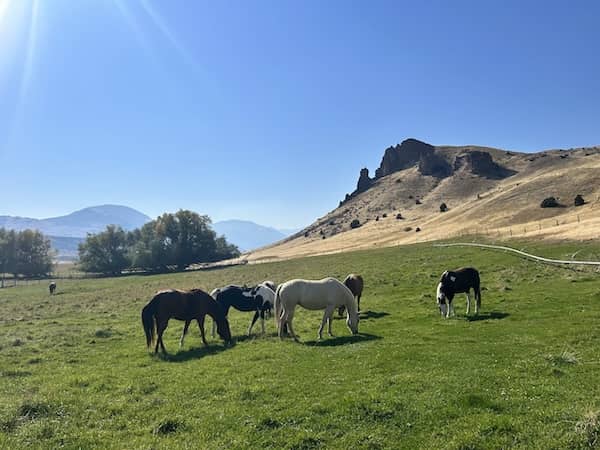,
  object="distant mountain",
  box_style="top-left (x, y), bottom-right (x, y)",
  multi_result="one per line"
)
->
top-left (276, 227), bottom-right (302, 236)
top-left (0, 205), bottom-right (151, 238)
top-left (212, 220), bottom-right (293, 252)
